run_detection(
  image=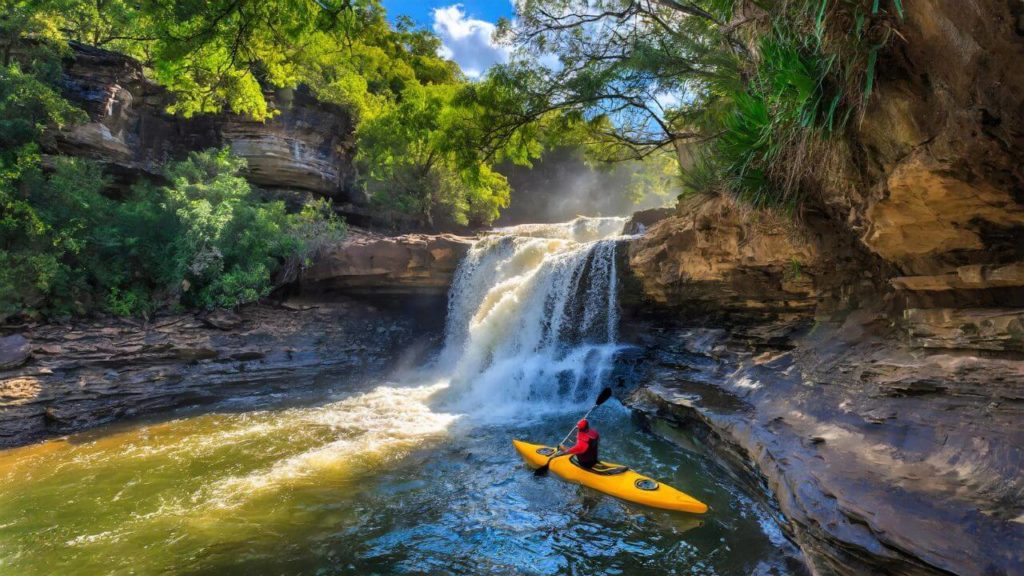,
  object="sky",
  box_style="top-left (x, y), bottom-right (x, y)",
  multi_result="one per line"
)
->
top-left (382, 1), bottom-right (515, 78)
